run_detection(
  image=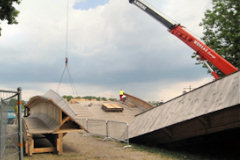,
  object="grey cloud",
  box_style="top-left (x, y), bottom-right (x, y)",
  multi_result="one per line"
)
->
top-left (0, 0), bottom-right (212, 100)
